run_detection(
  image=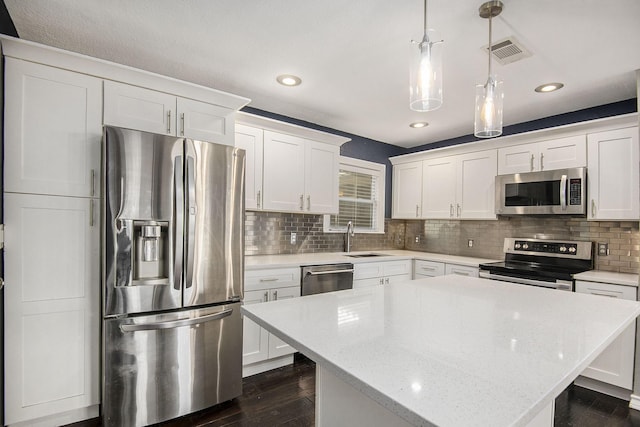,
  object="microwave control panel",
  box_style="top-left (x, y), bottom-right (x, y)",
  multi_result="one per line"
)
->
top-left (569, 178), bottom-right (582, 205)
